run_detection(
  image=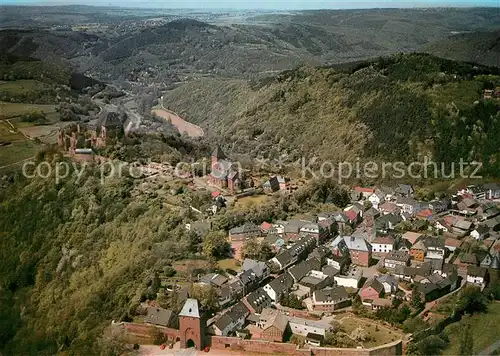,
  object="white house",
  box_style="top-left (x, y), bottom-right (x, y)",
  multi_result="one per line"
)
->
top-left (434, 220), bottom-right (449, 232)
top-left (384, 250), bottom-right (410, 269)
top-left (326, 255), bottom-right (344, 271)
top-left (471, 225), bottom-right (489, 240)
top-left (368, 190), bottom-right (386, 209)
top-left (371, 235), bottom-right (395, 254)
top-left (466, 266), bottom-right (488, 290)
top-left (272, 221), bottom-right (286, 235)
top-left (263, 272), bottom-right (294, 301)
top-left (289, 317), bottom-right (328, 337)
top-left (424, 239), bottom-right (445, 260)
top-left (334, 268), bottom-right (363, 289)
top-left (213, 302), bottom-right (248, 336)
top-left (376, 275), bottom-right (398, 295)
